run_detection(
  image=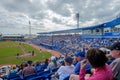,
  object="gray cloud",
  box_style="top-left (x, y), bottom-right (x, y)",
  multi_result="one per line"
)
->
top-left (46, 0), bottom-right (72, 17)
top-left (0, 0), bottom-right (120, 34)
top-left (52, 17), bottom-right (62, 24)
top-left (0, 0), bottom-right (42, 13)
